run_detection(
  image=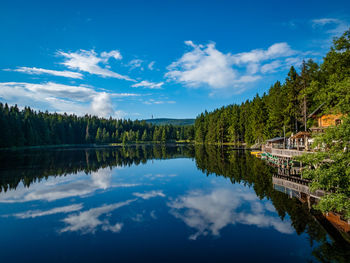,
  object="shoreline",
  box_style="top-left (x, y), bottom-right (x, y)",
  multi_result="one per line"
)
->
top-left (0, 142), bottom-right (260, 151)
